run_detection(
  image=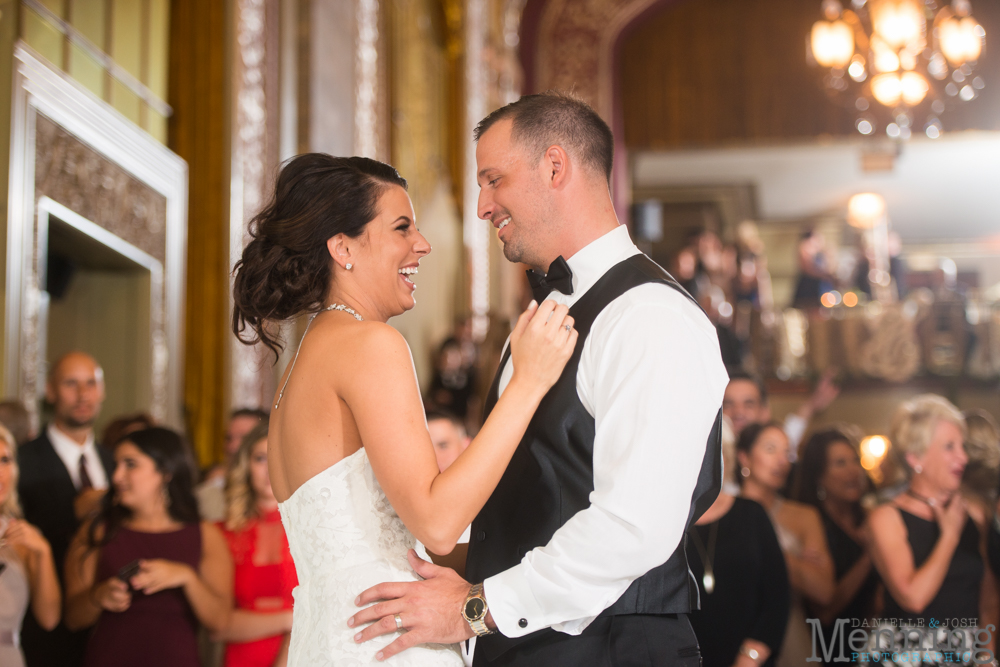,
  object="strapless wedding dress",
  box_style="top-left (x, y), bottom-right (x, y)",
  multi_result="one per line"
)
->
top-left (279, 447), bottom-right (464, 666)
